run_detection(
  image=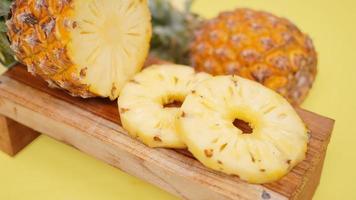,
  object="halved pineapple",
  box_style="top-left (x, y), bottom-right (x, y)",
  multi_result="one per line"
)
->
top-left (118, 64), bottom-right (211, 148)
top-left (177, 75), bottom-right (308, 183)
top-left (7, 0), bottom-right (151, 99)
